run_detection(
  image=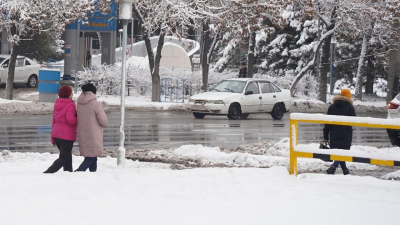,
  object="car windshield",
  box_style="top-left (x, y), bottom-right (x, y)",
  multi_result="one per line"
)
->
top-left (0, 57), bottom-right (6, 64)
top-left (211, 80), bottom-right (246, 93)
